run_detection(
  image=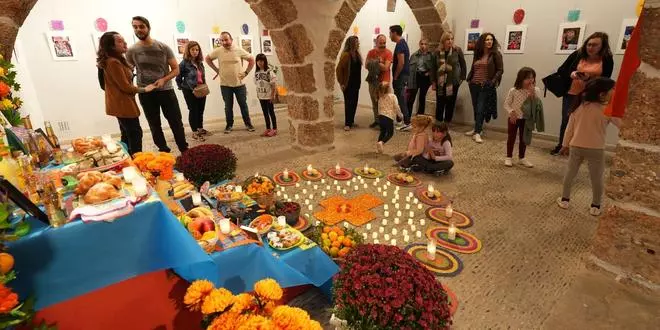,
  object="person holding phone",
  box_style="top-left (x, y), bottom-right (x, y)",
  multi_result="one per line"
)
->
top-left (550, 32), bottom-right (613, 155)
